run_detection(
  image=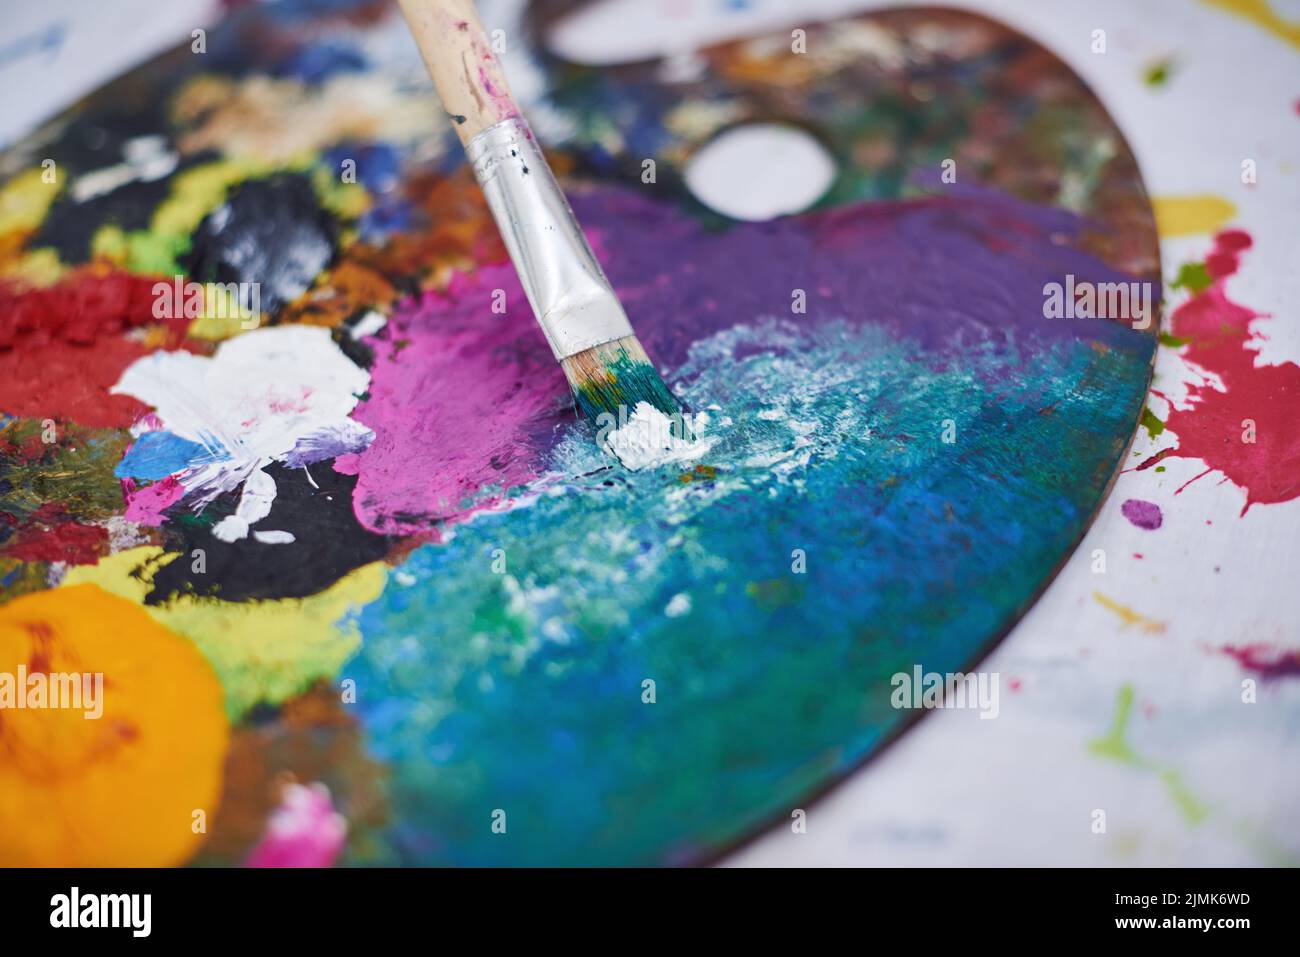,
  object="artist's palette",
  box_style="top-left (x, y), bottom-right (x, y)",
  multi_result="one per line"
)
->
top-left (0, 0), bottom-right (1157, 865)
